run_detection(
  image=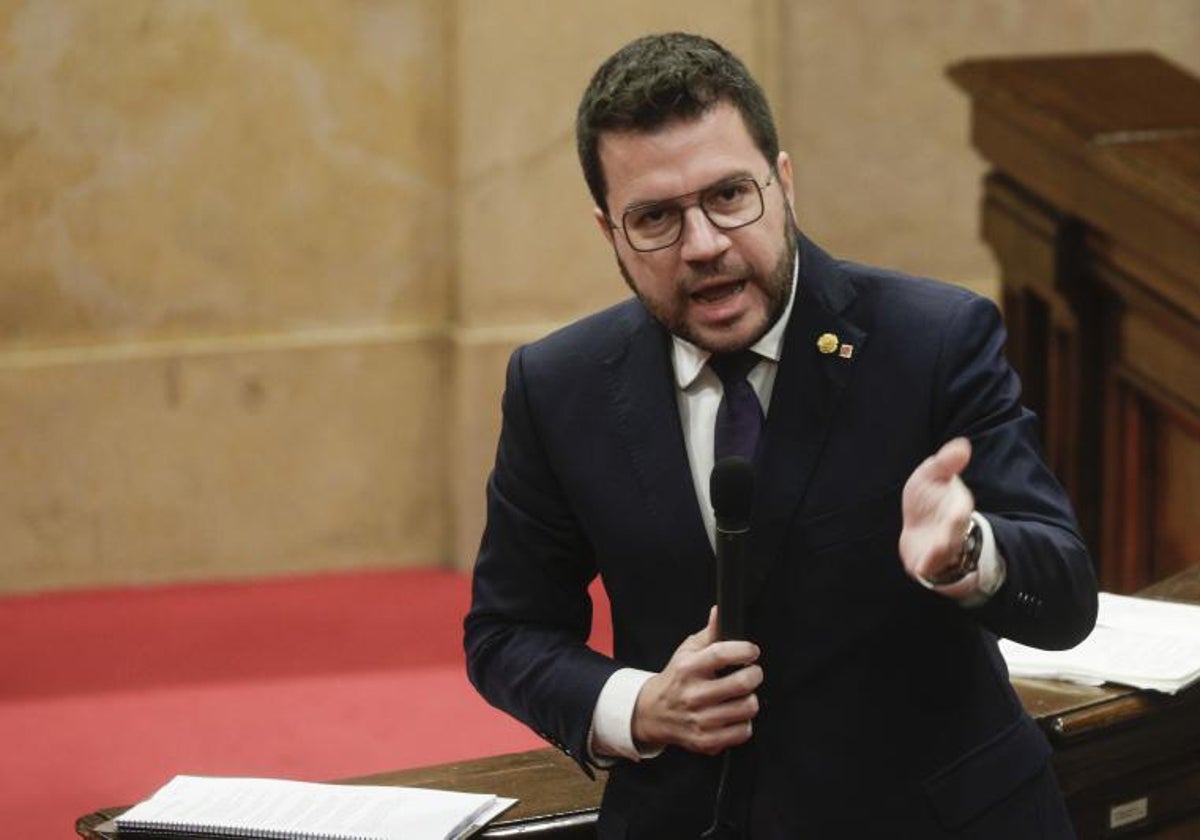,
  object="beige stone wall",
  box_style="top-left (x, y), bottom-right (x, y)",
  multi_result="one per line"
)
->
top-left (3, 0), bottom-right (1196, 591)
top-left (1, 0), bottom-right (453, 590)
